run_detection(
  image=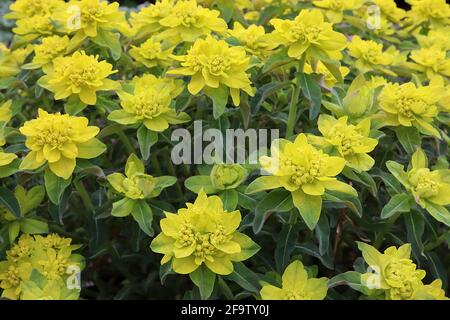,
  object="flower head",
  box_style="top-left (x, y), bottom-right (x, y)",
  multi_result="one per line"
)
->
top-left (358, 242), bottom-right (447, 300)
top-left (409, 46), bottom-right (450, 82)
top-left (30, 35), bottom-right (70, 73)
top-left (61, 0), bottom-right (130, 38)
top-left (0, 44), bottom-right (33, 78)
top-left (19, 109), bottom-right (105, 179)
top-left (386, 148), bottom-right (450, 225)
top-left (372, 0), bottom-right (406, 23)
top-left (260, 261), bottom-right (328, 300)
top-left (168, 35), bottom-right (254, 106)
top-left (228, 22), bottom-right (277, 58)
top-left (313, 0), bottom-right (364, 23)
top-left (5, 0), bottom-right (64, 20)
top-left (128, 37), bottom-right (174, 68)
top-left (158, 0), bottom-right (227, 43)
top-left (348, 36), bottom-right (395, 75)
top-left (0, 234), bottom-right (83, 300)
top-left (211, 164), bottom-right (248, 190)
top-left (108, 74), bottom-right (190, 132)
top-left (407, 0), bottom-right (450, 29)
top-left (150, 190), bottom-right (259, 275)
top-left (247, 134), bottom-right (356, 229)
top-left (270, 9), bottom-right (347, 60)
top-left (312, 115), bottom-right (378, 172)
top-left (37, 51), bottom-right (119, 105)
top-left (129, 0), bottom-right (174, 40)
top-left (378, 82), bottom-right (442, 137)
top-left (304, 60), bottom-right (349, 88)
top-left (12, 15), bottom-right (55, 41)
